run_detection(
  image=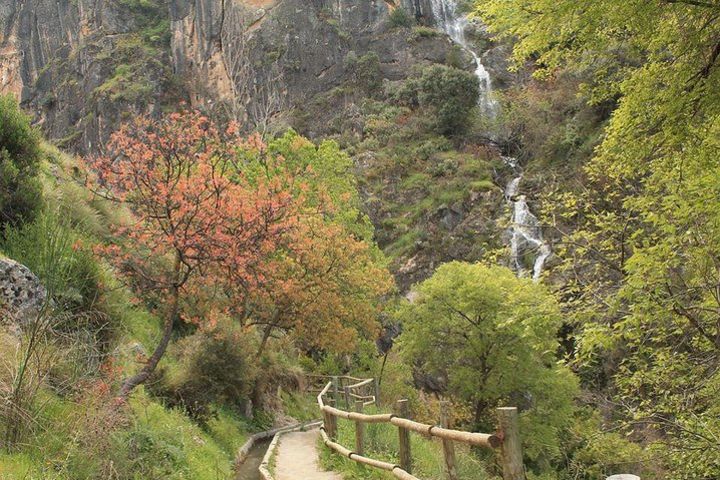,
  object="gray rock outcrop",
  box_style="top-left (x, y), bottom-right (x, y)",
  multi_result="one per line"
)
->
top-left (0, 257), bottom-right (47, 325)
top-left (0, 0), bottom-right (461, 152)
